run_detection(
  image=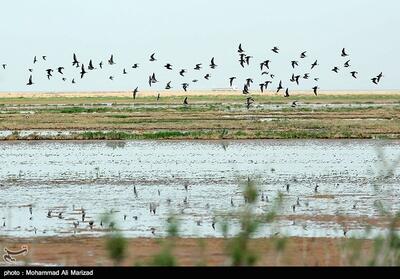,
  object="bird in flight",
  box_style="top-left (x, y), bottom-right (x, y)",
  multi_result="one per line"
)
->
top-left (344, 60), bottom-right (350, 67)
top-left (33, 56), bottom-right (37, 64)
top-left (46, 69), bottom-right (53, 79)
top-left (284, 88), bottom-right (290, 97)
top-left (271, 46), bottom-right (279, 53)
top-left (300, 51), bottom-right (307, 58)
top-left (165, 81), bottom-right (172, 90)
top-left (238, 43), bottom-right (244, 53)
top-left (311, 60), bottom-right (318, 69)
top-left (277, 80), bottom-right (283, 92)
top-left (371, 77), bottom-right (378, 84)
top-left (194, 63), bottom-right (202, 70)
top-left (164, 63), bottom-right (173, 70)
top-left (2, 64), bottom-right (6, 69)
top-left (133, 87), bottom-right (138, 99)
top-left (182, 83), bottom-right (189, 92)
top-left (291, 60), bottom-right (298, 68)
top-left (88, 60), bottom-right (95, 70)
top-left (80, 64), bottom-right (87, 78)
top-left (57, 67), bottom-right (64, 74)
top-left (242, 84), bottom-right (249, 94)
top-left (179, 69), bottom-right (186, 77)
top-left (350, 71), bottom-right (358, 79)
top-left (245, 55), bottom-right (252, 65)
top-left (210, 57), bottom-right (217, 69)
top-left (303, 73), bottom-right (310, 79)
top-left (332, 66), bottom-right (339, 73)
top-left (246, 97), bottom-right (254, 109)
top-left (312, 86), bottom-right (319, 96)
top-left (26, 75), bottom-right (34, 85)
top-left (341, 48), bottom-right (349, 57)
top-left (264, 80), bottom-right (272, 90)
top-left (183, 96), bottom-right (188, 105)
top-left (259, 83), bottom-right (265, 93)
top-left (377, 72), bottom-right (383, 82)
top-left (229, 77), bottom-right (236, 87)
top-left (132, 63), bottom-right (139, 69)
top-left (149, 53), bottom-right (156, 61)
top-left (109, 76), bottom-right (114, 80)
top-left (204, 74), bottom-right (211, 80)
top-left (42, 56), bottom-right (47, 61)
top-left (99, 61), bottom-right (103, 69)
top-left (123, 68), bottom-right (127, 74)
top-left (108, 54), bottom-right (115, 65)
top-left (72, 53), bottom-right (80, 68)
